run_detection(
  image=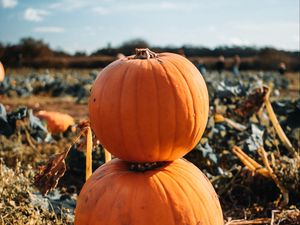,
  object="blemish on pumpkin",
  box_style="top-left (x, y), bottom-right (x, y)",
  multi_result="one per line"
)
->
top-left (93, 98), bottom-right (96, 102)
